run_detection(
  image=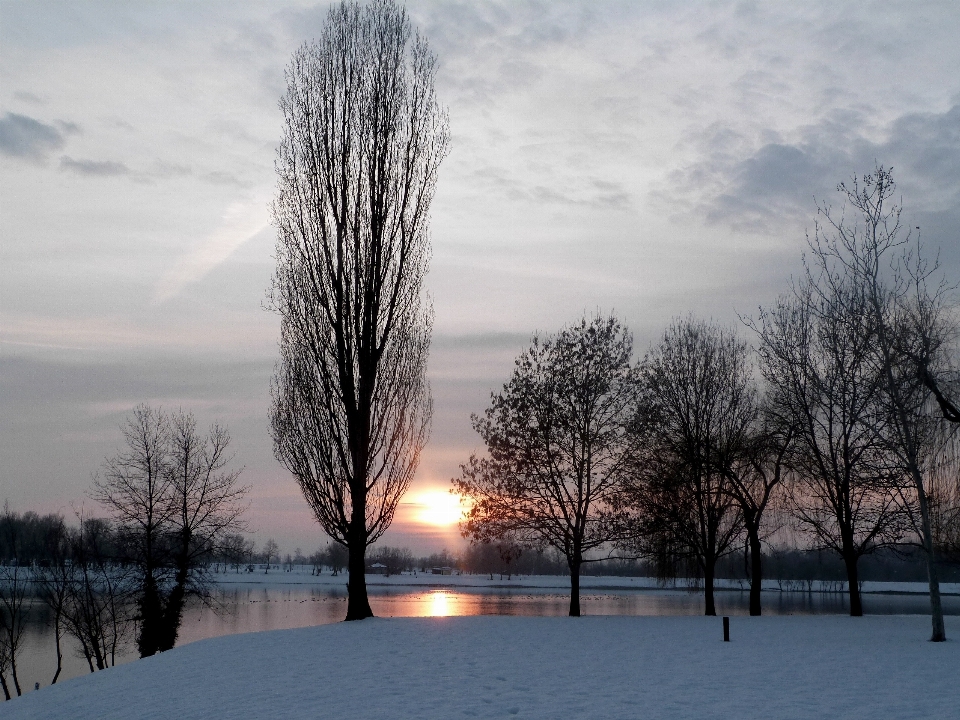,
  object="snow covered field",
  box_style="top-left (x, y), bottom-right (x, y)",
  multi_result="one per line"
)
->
top-left (6, 614), bottom-right (958, 719)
